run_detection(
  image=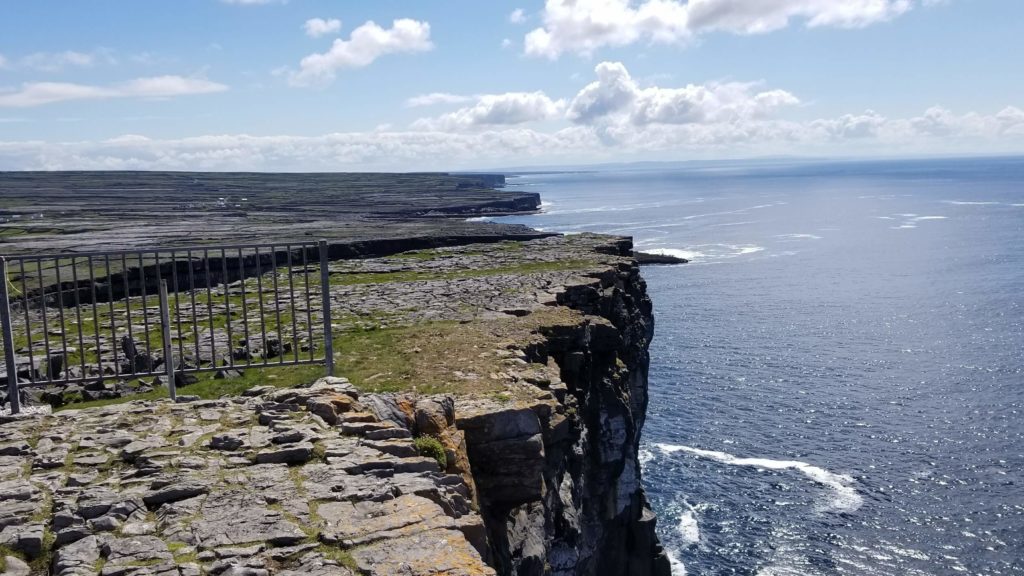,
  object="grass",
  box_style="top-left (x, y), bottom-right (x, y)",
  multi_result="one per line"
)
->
top-left (413, 436), bottom-right (447, 469)
top-left (53, 302), bottom-right (586, 410)
top-left (317, 545), bottom-right (359, 571)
